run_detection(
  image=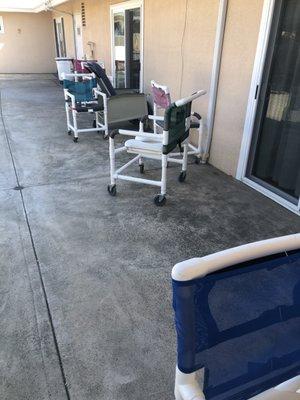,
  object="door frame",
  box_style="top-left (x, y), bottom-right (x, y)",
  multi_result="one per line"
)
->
top-left (110, 0), bottom-right (144, 92)
top-left (236, 0), bottom-right (300, 215)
